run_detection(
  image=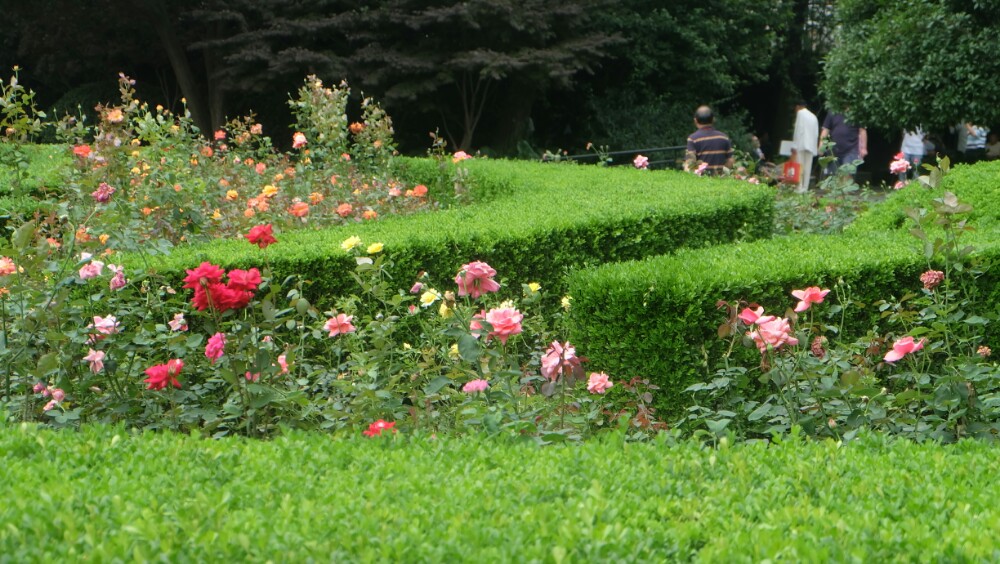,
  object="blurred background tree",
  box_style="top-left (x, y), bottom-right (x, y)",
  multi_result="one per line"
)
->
top-left (0, 0), bottom-right (844, 157)
top-left (822, 0), bottom-right (1000, 131)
